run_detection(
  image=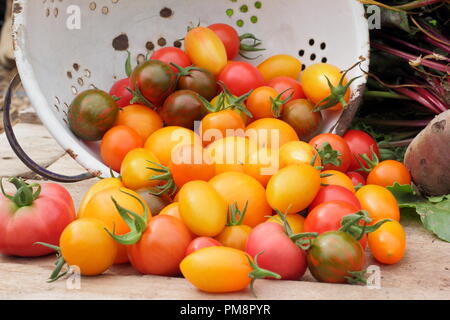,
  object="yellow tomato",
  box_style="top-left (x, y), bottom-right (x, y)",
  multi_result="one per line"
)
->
top-left (209, 172), bottom-right (273, 227)
top-left (185, 27), bottom-right (228, 76)
top-left (159, 202), bottom-right (181, 219)
top-left (78, 177), bottom-right (124, 217)
top-left (144, 126), bottom-right (200, 166)
top-left (246, 118), bottom-right (299, 149)
top-left (257, 54), bottom-right (303, 82)
top-left (178, 181), bottom-right (227, 237)
top-left (279, 141), bottom-right (321, 169)
top-left (267, 213), bottom-right (305, 234)
top-left (266, 164), bottom-right (321, 214)
top-left (244, 147), bottom-right (279, 187)
top-left (120, 148), bottom-right (162, 191)
top-left (215, 225), bottom-right (253, 251)
top-left (321, 170), bottom-right (356, 193)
